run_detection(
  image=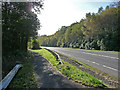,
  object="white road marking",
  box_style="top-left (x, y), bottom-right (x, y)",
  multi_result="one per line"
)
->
top-left (82, 52), bottom-right (119, 60)
top-left (85, 59), bottom-right (118, 71)
top-left (43, 47), bottom-right (119, 73)
top-left (91, 62), bottom-right (100, 65)
top-left (92, 62), bottom-right (95, 63)
top-left (103, 65), bottom-right (118, 71)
